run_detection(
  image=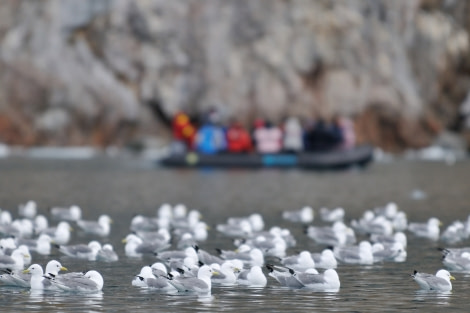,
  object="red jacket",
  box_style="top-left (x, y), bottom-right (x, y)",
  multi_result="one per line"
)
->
top-left (226, 126), bottom-right (252, 153)
top-left (172, 112), bottom-right (196, 146)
